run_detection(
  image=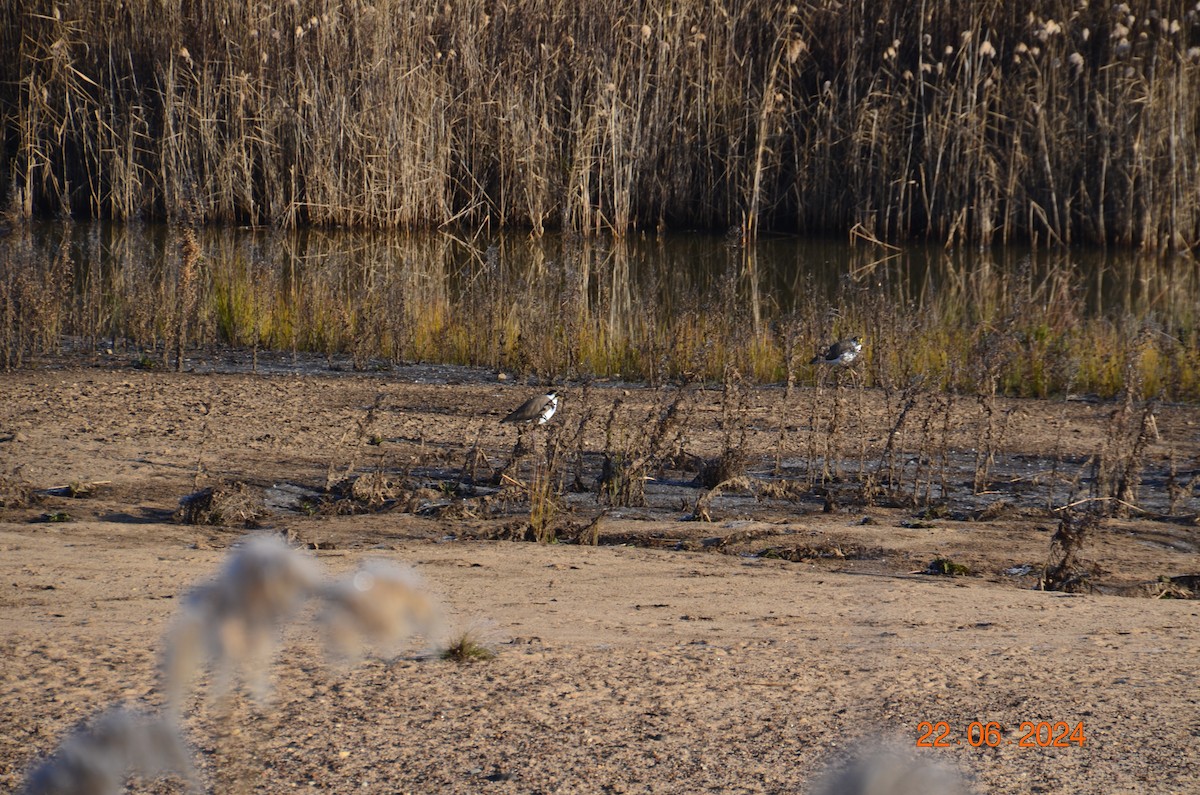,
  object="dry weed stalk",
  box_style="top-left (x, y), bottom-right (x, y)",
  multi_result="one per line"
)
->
top-left (321, 471), bottom-right (405, 514)
top-left (691, 475), bottom-right (753, 523)
top-left (566, 380), bottom-right (596, 491)
top-left (172, 227), bottom-right (200, 372)
top-left (24, 534), bottom-right (450, 795)
top-left (161, 535), bottom-right (322, 711)
top-left (879, 381), bottom-right (922, 498)
top-left (175, 480), bottom-right (266, 528)
top-left (1096, 344), bottom-right (1159, 515)
top-left (459, 425), bottom-right (493, 488)
top-left (493, 422), bottom-right (539, 487)
top-left (1039, 506), bottom-right (1102, 593)
top-left (325, 392), bottom-right (387, 493)
top-left (698, 366), bottom-right (750, 488)
top-left (320, 560), bottom-right (443, 662)
top-left (771, 314), bottom-right (803, 475)
top-left (574, 509), bottom-right (608, 546)
top-left (528, 428), bottom-right (566, 543)
top-left (1164, 448), bottom-right (1199, 517)
top-left (598, 387), bottom-right (689, 506)
top-left (19, 707), bottom-right (199, 795)
top-left (1112, 398), bottom-right (1159, 513)
top-left (910, 391), bottom-right (955, 506)
top-left (933, 391), bottom-right (955, 503)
